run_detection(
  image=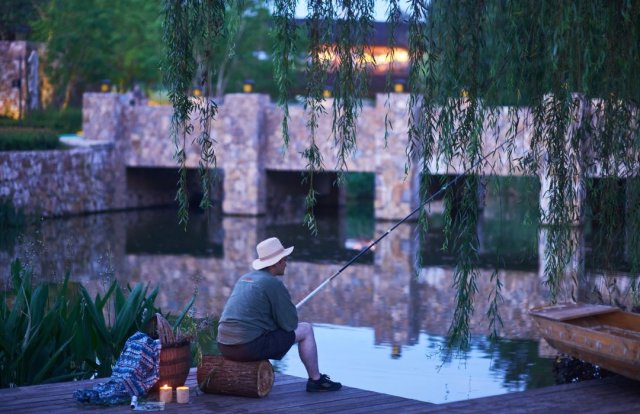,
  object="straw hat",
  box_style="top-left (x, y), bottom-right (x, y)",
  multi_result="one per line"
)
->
top-left (252, 237), bottom-right (294, 270)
